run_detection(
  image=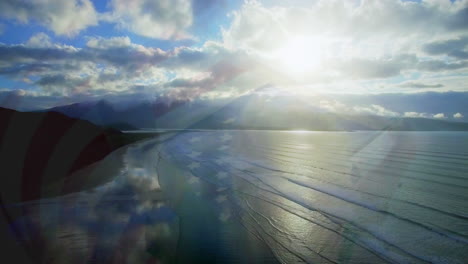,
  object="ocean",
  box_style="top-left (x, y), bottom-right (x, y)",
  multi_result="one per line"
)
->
top-left (5, 131), bottom-right (468, 263)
